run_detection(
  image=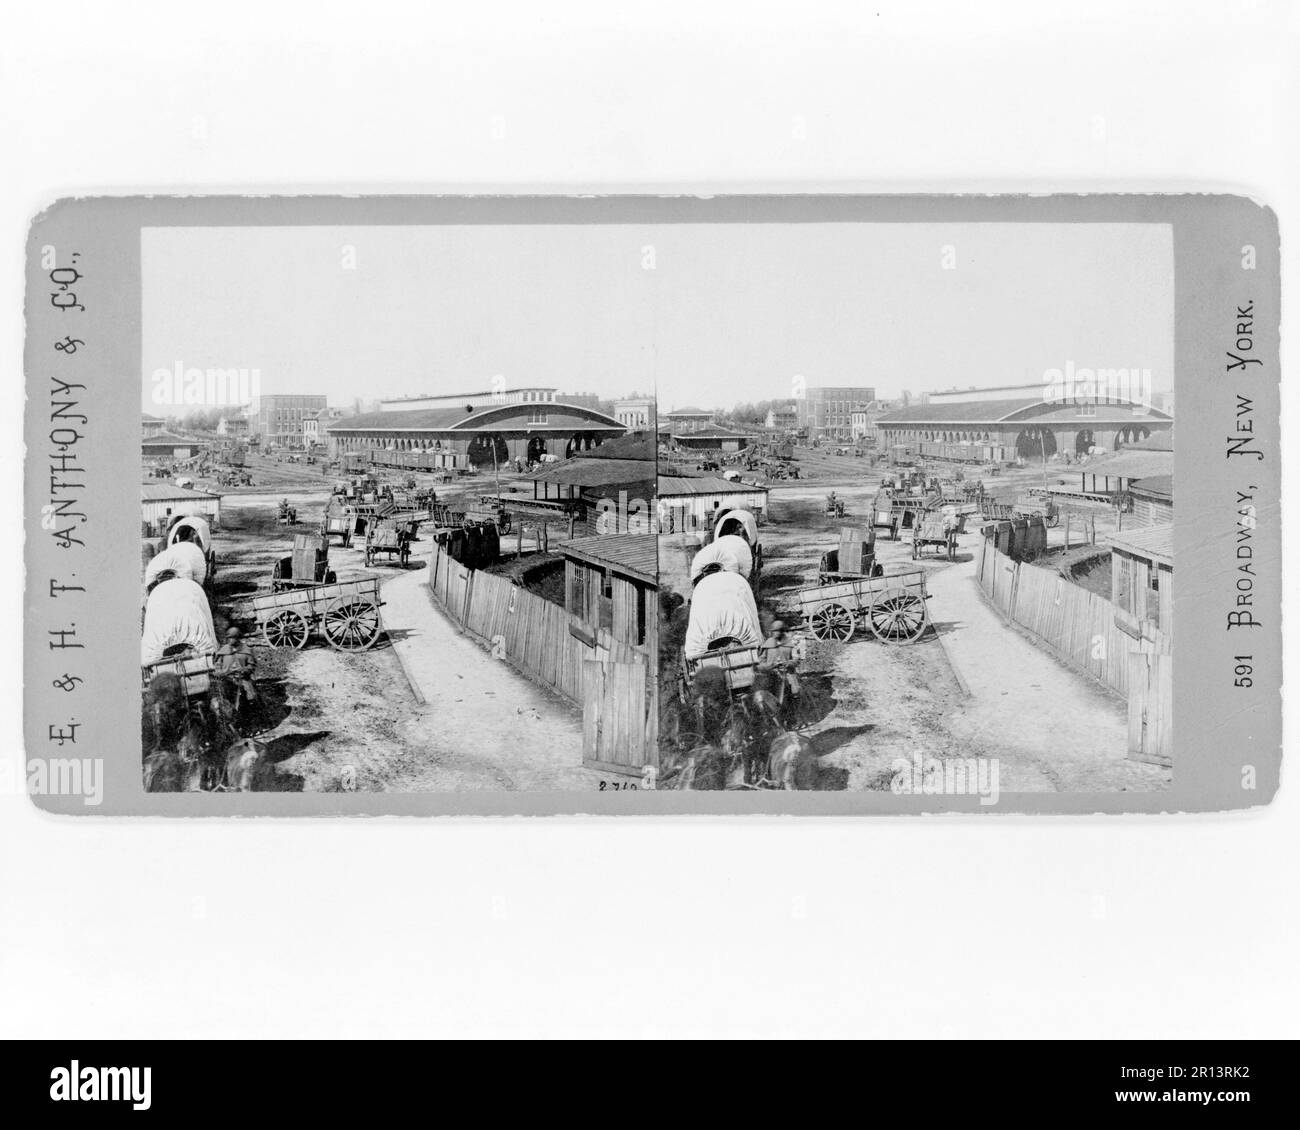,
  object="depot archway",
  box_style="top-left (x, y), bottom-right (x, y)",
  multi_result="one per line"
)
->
top-left (1015, 426), bottom-right (1057, 459)
top-left (466, 433), bottom-right (508, 469)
